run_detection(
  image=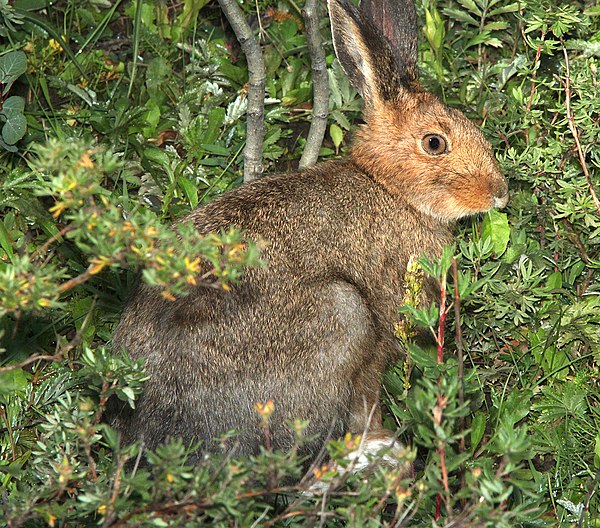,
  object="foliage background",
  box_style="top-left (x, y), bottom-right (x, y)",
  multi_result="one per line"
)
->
top-left (0, 0), bottom-right (599, 526)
